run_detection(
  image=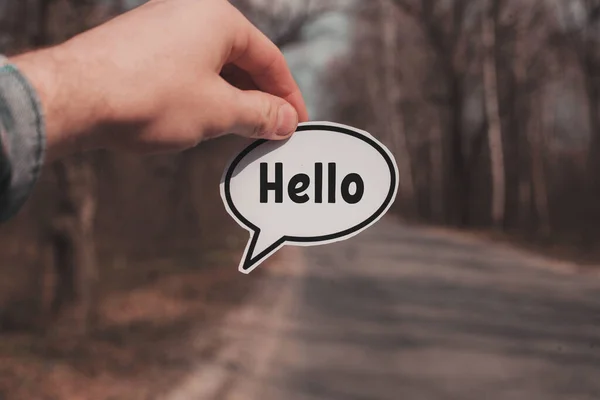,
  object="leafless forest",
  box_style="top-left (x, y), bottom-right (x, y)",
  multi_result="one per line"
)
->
top-left (331, 0), bottom-right (600, 238)
top-left (1, 0), bottom-right (600, 397)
